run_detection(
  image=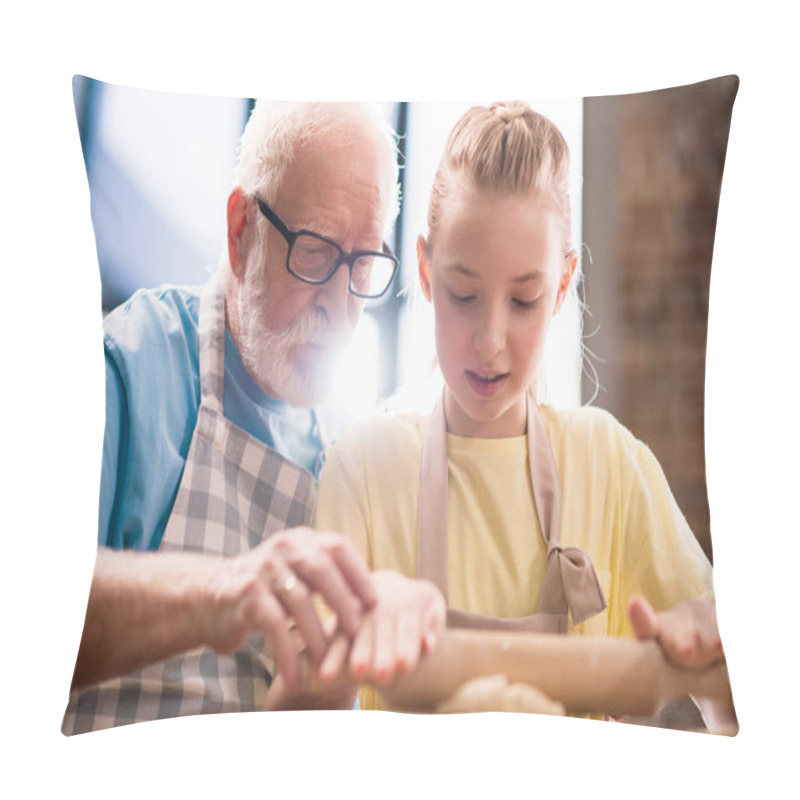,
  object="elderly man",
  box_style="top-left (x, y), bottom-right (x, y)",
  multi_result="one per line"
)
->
top-left (62, 102), bottom-right (444, 734)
